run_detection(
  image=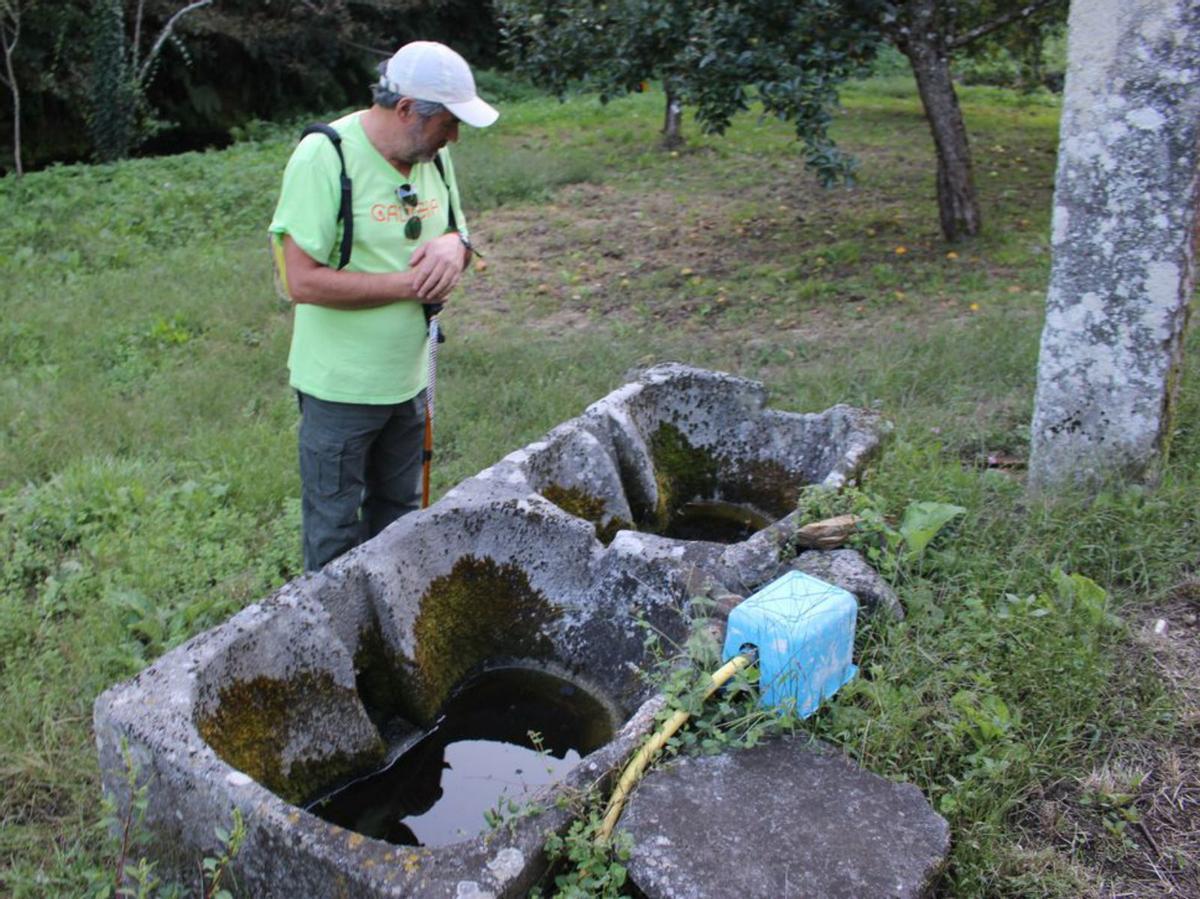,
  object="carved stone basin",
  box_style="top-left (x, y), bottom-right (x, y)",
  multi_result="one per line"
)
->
top-left (94, 364), bottom-right (888, 897)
